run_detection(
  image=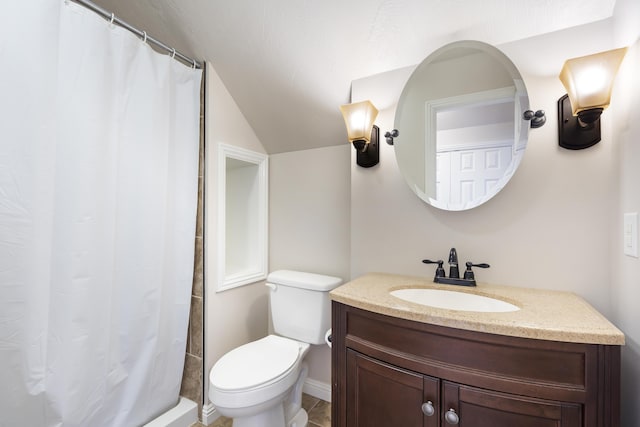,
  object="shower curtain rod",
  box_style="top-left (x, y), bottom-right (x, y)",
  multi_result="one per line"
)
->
top-left (71, 0), bottom-right (203, 69)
